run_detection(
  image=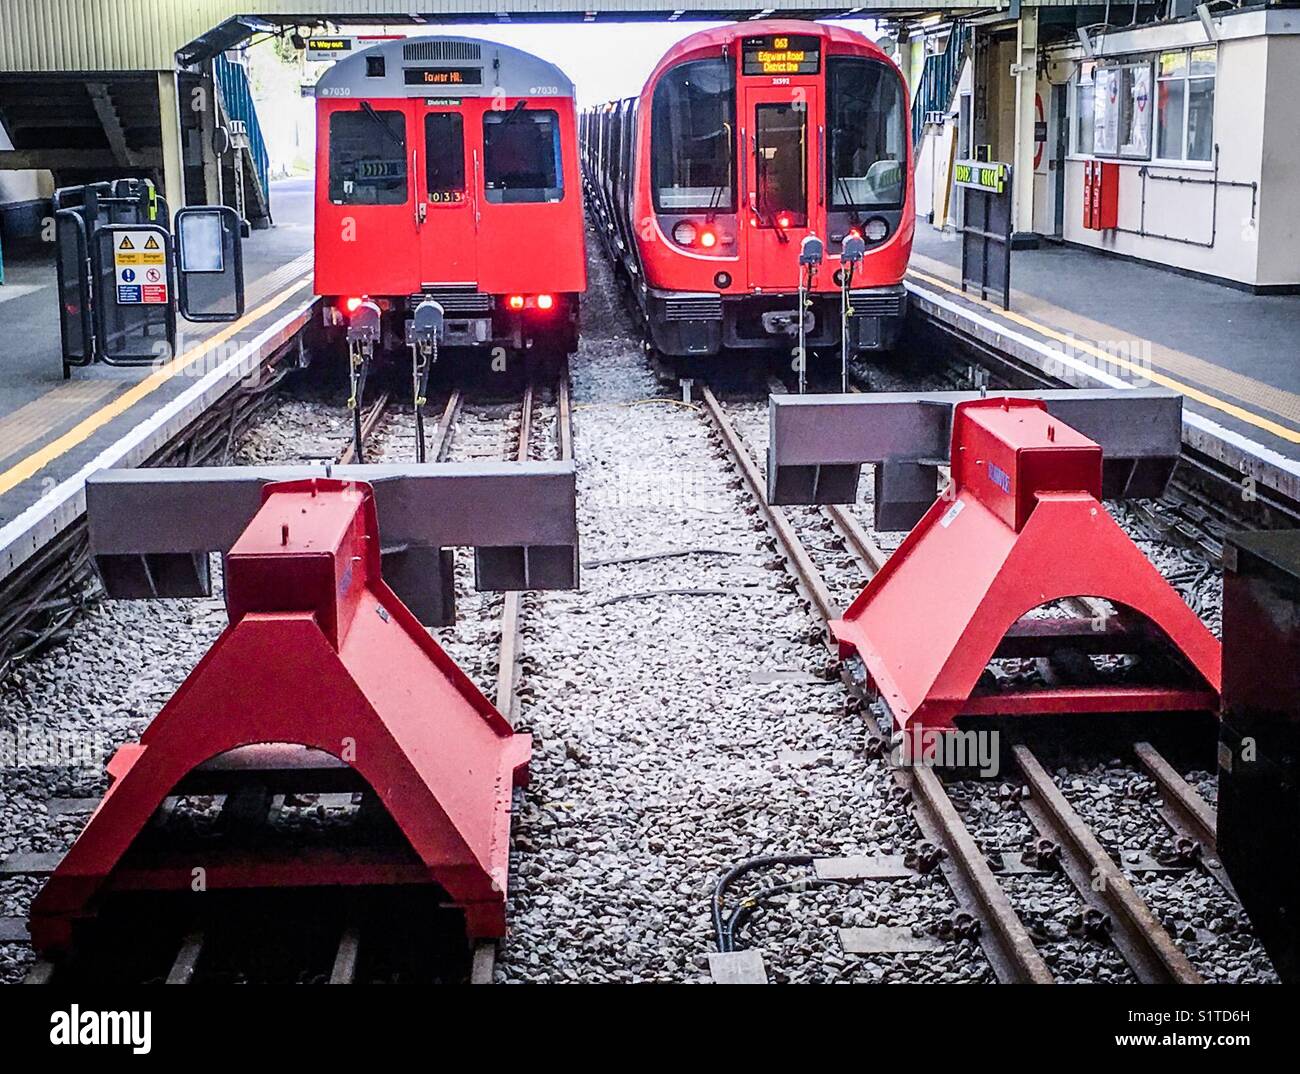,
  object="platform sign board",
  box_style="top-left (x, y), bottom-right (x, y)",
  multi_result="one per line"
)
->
top-left (955, 159), bottom-right (1013, 309)
top-left (113, 230), bottom-right (168, 305)
top-left (307, 36), bottom-right (355, 63)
